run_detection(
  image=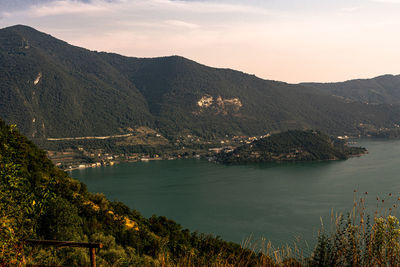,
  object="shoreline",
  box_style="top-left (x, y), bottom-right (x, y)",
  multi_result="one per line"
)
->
top-left (59, 136), bottom-right (373, 171)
